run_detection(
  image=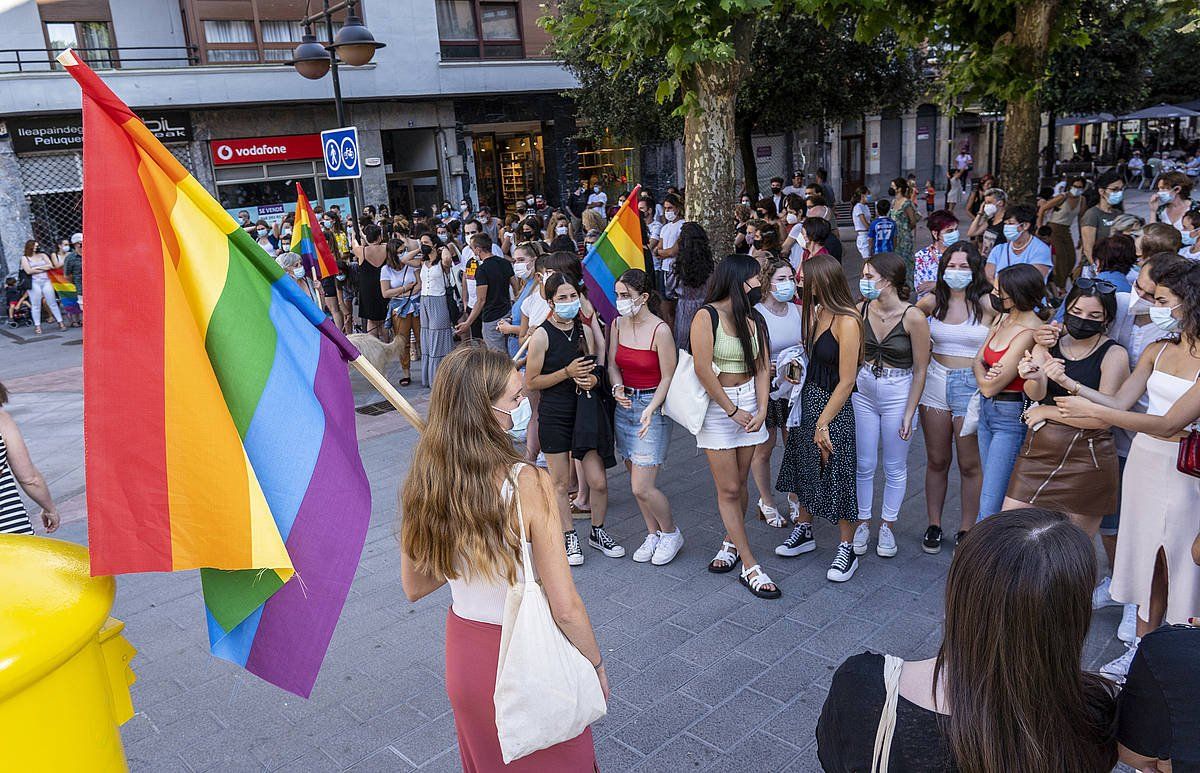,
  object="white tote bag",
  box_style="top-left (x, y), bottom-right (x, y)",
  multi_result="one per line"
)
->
top-left (494, 467), bottom-right (607, 763)
top-left (662, 349), bottom-right (712, 435)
